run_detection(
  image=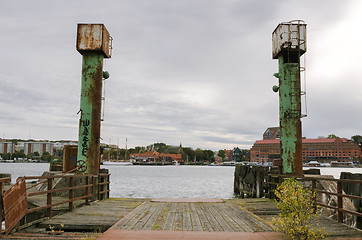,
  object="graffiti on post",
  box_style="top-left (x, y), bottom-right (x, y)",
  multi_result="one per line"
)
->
top-left (81, 119), bottom-right (90, 157)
